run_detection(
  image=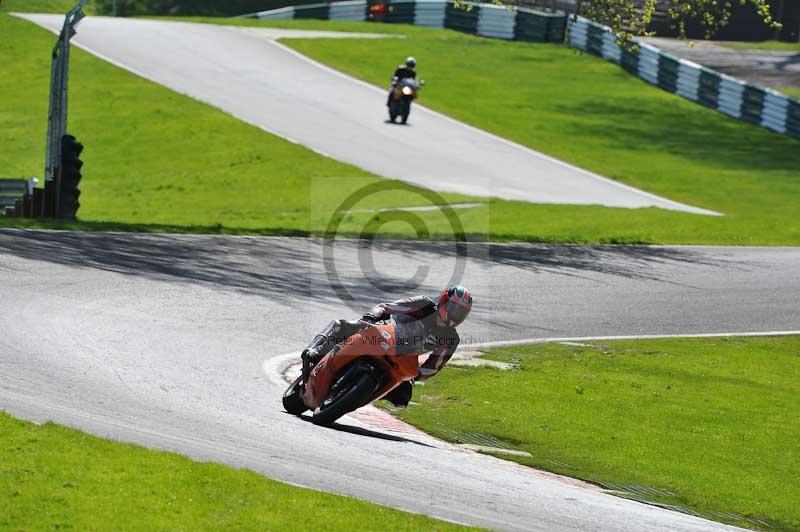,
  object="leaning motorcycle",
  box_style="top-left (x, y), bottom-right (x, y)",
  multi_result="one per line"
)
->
top-left (282, 321), bottom-right (418, 426)
top-left (388, 78), bottom-right (421, 124)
